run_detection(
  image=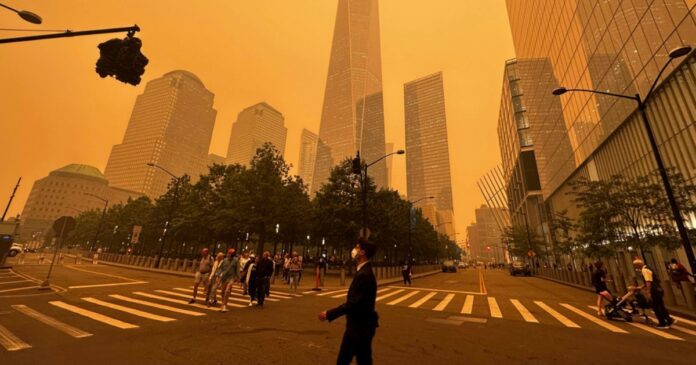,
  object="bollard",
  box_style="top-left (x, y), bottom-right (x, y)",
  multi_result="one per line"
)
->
top-left (75, 253), bottom-right (82, 265)
top-left (662, 280), bottom-right (676, 306)
top-left (174, 258), bottom-right (181, 271)
top-left (319, 267), bottom-right (326, 287)
top-left (183, 259), bottom-right (190, 272)
top-left (340, 267), bottom-right (346, 286)
top-left (681, 281), bottom-right (696, 310)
